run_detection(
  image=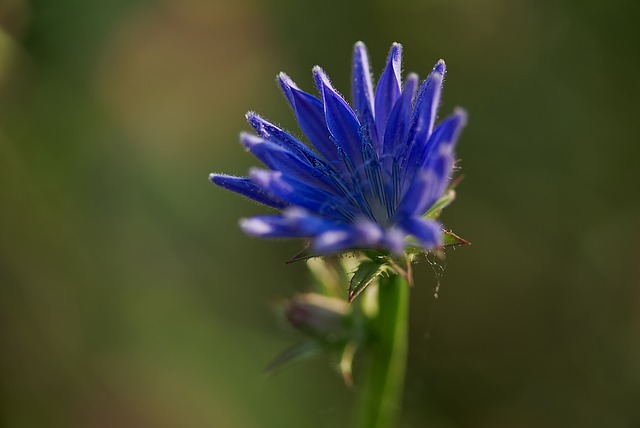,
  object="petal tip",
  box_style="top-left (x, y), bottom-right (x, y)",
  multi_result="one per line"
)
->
top-left (239, 132), bottom-right (262, 149)
top-left (245, 110), bottom-right (259, 123)
top-left (277, 72), bottom-right (297, 89)
top-left (386, 43), bottom-right (403, 69)
top-left (245, 111), bottom-right (266, 133)
top-left (312, 65), bottom-right (330, 85)
top-left (209, 173), bottom-right (241, 188)
top-left (389, 43), bottom-right (403, 65)
top-left (390, 42), bottom-right (403, 52)
top-left (453, 107), bottom-right (468, 125)
top-left (405, 72), bottom-right (419, 85)
top-left (313, 230), bottom-right (350, 253)
top-left (283, 206), bottom-right (307, 220)
top-left (240, 217), bottom-right (273, 235)
top-left (353, 42), bottom-right (370, 69)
